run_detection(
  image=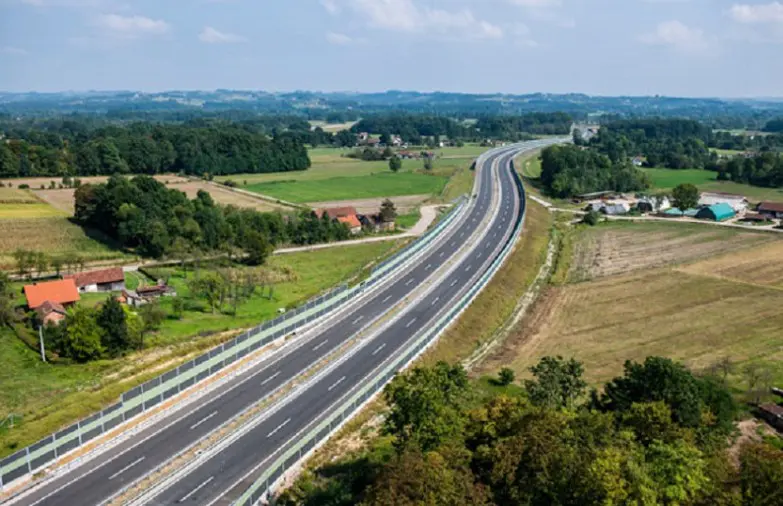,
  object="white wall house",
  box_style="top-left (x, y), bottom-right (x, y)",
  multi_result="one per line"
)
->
top-left (699, 192), bottom-right (748, 213)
